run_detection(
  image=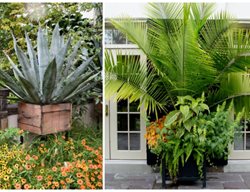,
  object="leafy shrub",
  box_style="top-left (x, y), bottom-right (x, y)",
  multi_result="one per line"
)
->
top-left (145, 94), bottom-right (242, 181)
